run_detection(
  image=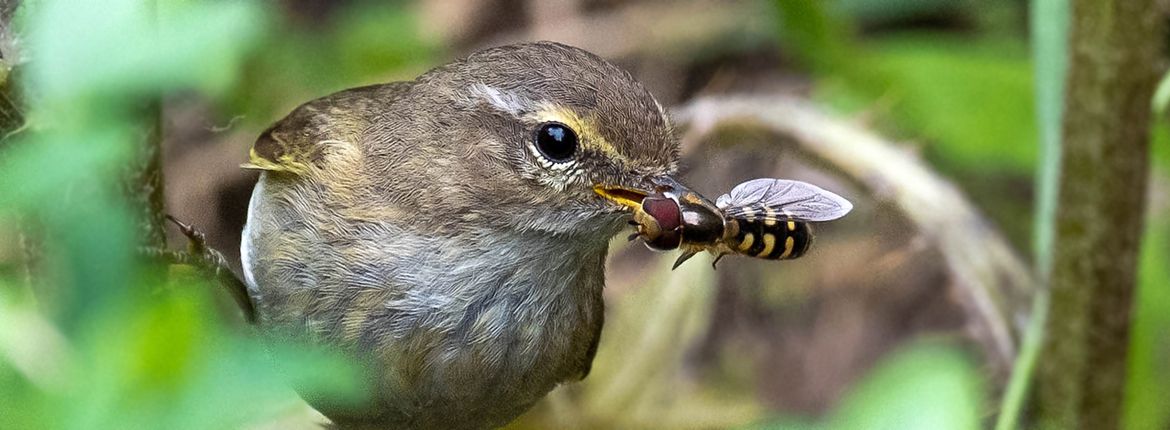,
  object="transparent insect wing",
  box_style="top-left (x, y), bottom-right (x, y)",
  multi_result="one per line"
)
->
top-left (716, 178), bottom-right (853, 222)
